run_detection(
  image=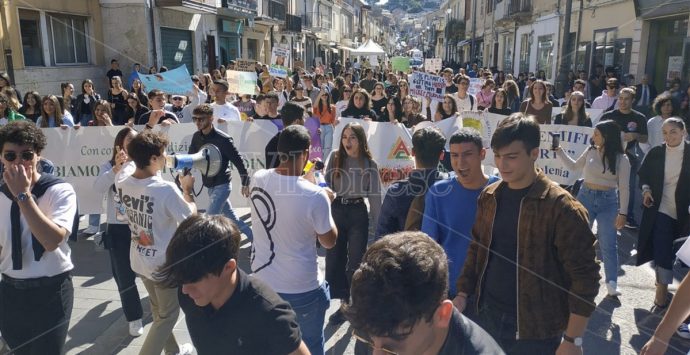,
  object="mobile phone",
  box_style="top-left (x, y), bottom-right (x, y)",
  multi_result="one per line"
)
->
top-left (550, 133), bottom-right (560, 150)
